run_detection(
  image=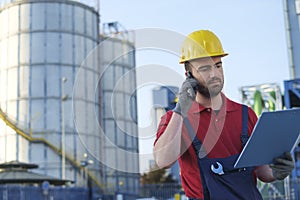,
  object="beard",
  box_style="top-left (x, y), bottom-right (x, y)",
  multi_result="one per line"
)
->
top-left (195, 77), bottom-right (224, 98)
